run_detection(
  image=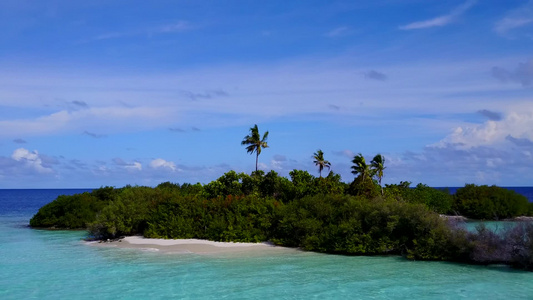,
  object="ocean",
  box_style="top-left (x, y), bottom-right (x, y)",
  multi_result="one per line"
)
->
top-left (1, 189), bottom-right (532, 299)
